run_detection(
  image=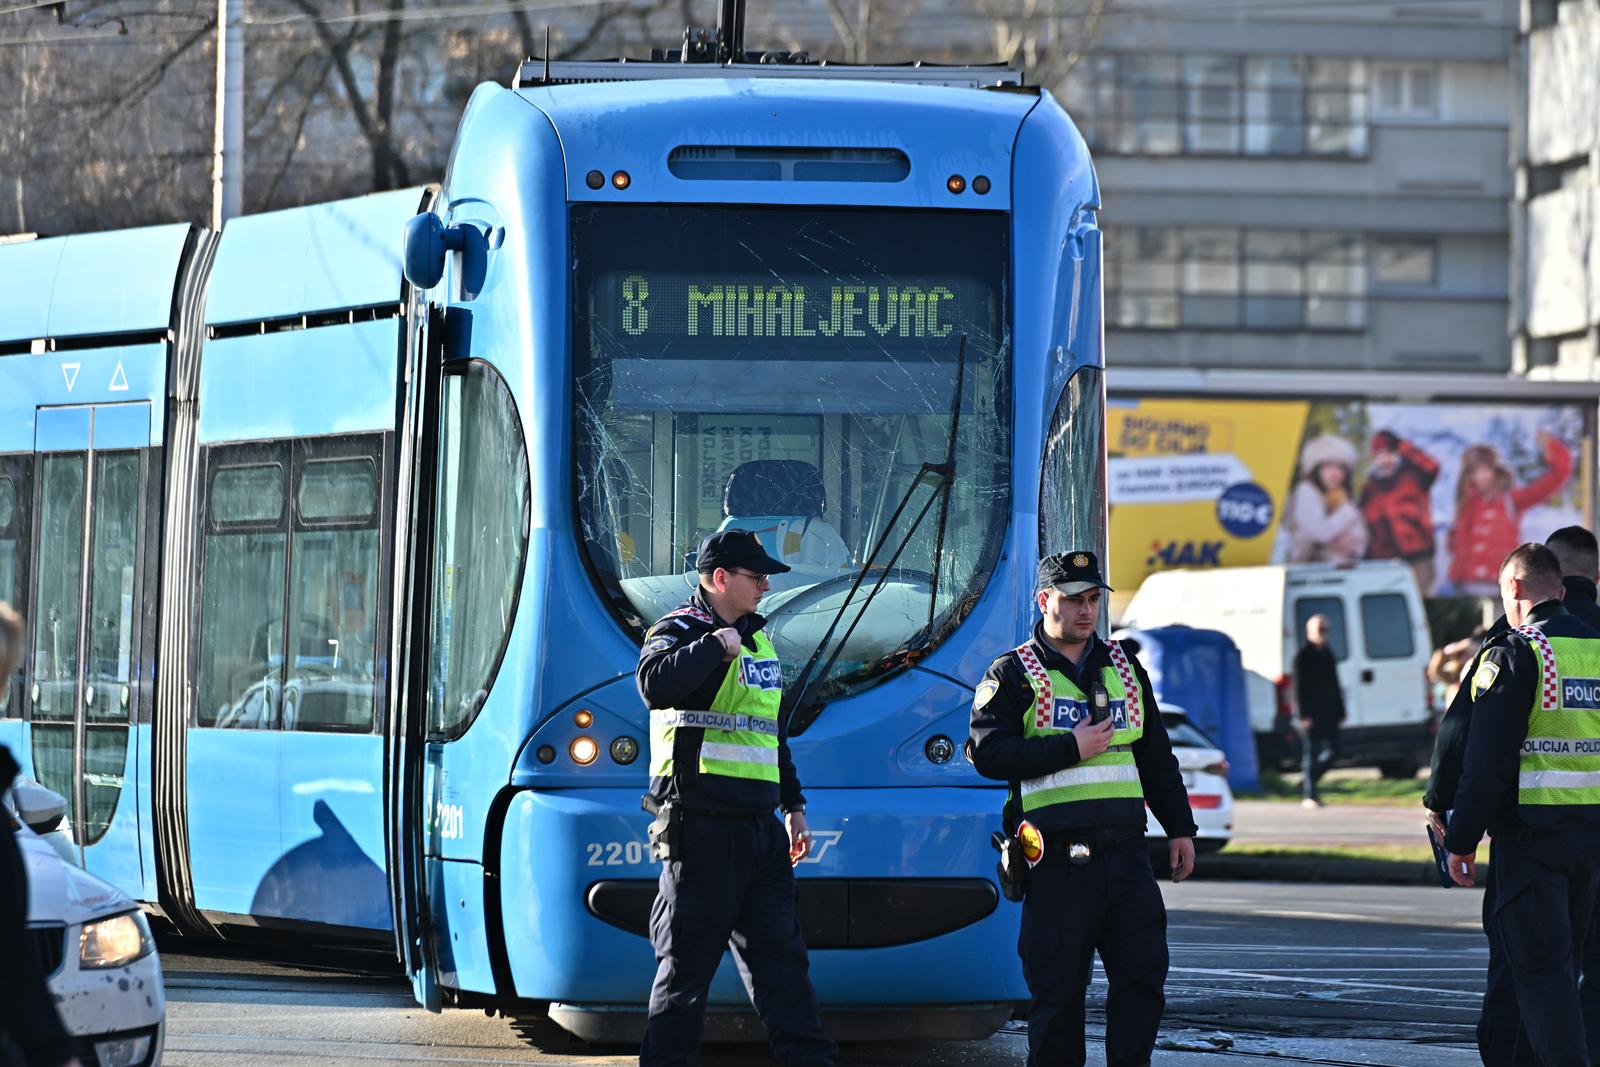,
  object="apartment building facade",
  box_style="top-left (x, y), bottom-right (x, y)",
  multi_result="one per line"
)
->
top-left (1056, 0), bottom-right (1514, 375)
top-left (1515, 0), bottom-right (1600, 378)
